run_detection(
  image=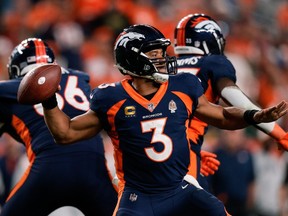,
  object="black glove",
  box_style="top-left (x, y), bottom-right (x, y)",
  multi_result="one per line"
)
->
top-left (42, 94), bottom-right (57, 110)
